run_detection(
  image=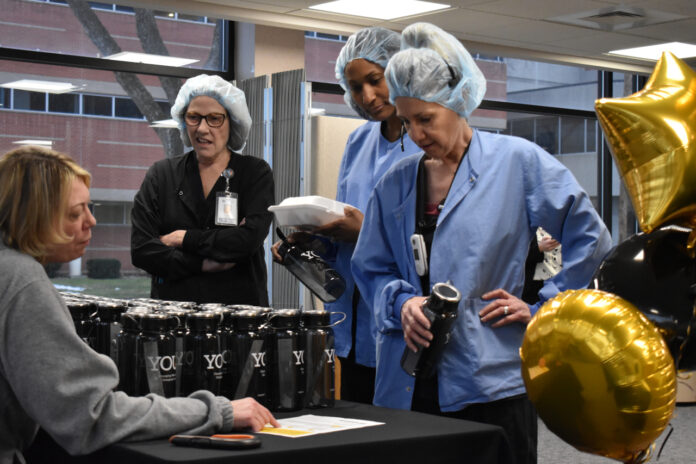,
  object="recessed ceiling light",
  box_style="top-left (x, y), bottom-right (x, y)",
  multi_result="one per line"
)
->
top-left (13, 139), bottom-right (53, 147)
top-left (608, 42), bottom-right (696, 61)
top-left (149, 119), bottom-right (179, 128)
top-left (1, 79), bottom-right (79, 94)
top-left (104, 52), bottom-right (198, 67)
top-left (309, 0), bottom-right (450, 21)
